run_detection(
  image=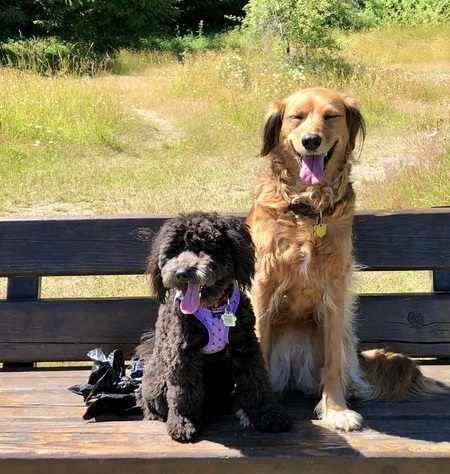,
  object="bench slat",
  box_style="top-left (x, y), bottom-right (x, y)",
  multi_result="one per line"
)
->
top-left (0, 209), bottom-right (450, 277)
top-left (0, 215), bottom-right (170, 276)
top-left (1, 293), bottom-right (449, 362)
top-left (354, 208), bottom-right (450, 270)
top-left (358, 293), bottom-right (450, 357)
top-left (0, 298), bottom-right (157, 362)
